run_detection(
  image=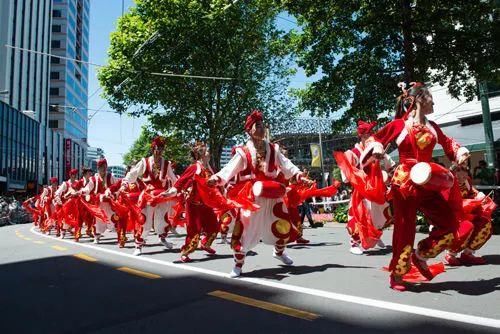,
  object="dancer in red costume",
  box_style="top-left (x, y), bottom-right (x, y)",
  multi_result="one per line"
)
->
top-left (54, 168), bottom-right (79, 239)
top-left (367, 82), bottom-right (473, 291)
top-left (81, 158), bottom-right (120, 244)
top-left (337, 120), bottom-right (395, 255)
top-left (208, 110), bottom-right (312, 278)
top-left (40, 177), bottom-right (60, 234)
top-left (121, 136), bottom-right (178, 256)
top-left (444, 165), bottom-right (497, 266)
top-left (174, 141), bottom-right (220, 262)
